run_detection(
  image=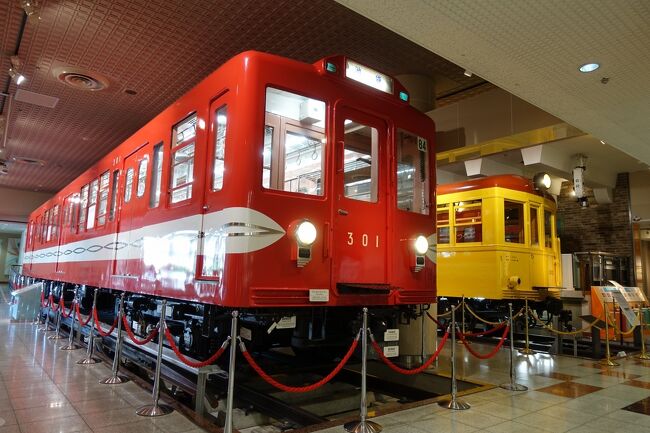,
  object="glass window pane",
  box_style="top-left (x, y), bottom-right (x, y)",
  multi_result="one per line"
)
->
top-left (170, 114), bottom-right (196, 204)
top-left (436, 206), bottom-right (450, 244)
top-left (150, 144), bottom-right (163, 208)
top-left (344, 121), bottom-right (378, 202)
top-left (87, 179), bottom-right (99, 230)
top-left (263, 88), bottom-right (325, 196)
top-left (109, 170), bottom-right (119, 220)
top-left (544, 210), bottom-right (554, 248)
top-left (137, 156), bottom-right (149, 197)
top-left (97, 171), bottom-right (110, 226)
top-left (396, 129), bottom-right (429, 214)
top-left (124, 168), bottom-right (134, 203)
top-left (505, 201), bottom-right (524, 243)
top-left (213, 106), bottom-right (227, 190)
top-left (454, 200), bottom-right (482, 243)
top-left (79, 185), bottom-right (89, 230)
top-left (530, 207), bottom-right (539, 246)
top-left (51, 205), bottom-right (59, 240)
